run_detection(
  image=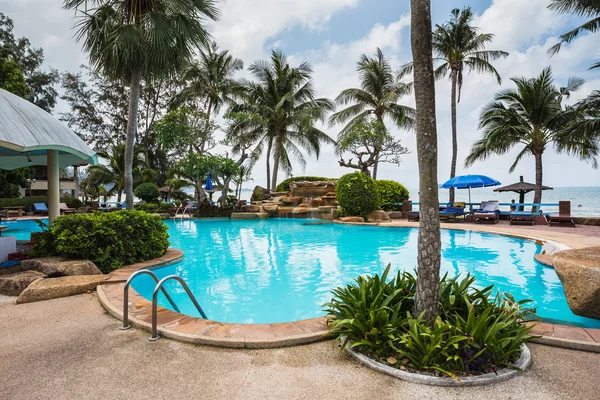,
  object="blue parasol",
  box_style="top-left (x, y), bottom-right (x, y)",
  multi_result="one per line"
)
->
top-left (205, 173), bottom-right (213, 191)
top-left (440, 174), bottom-right (501, 210)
